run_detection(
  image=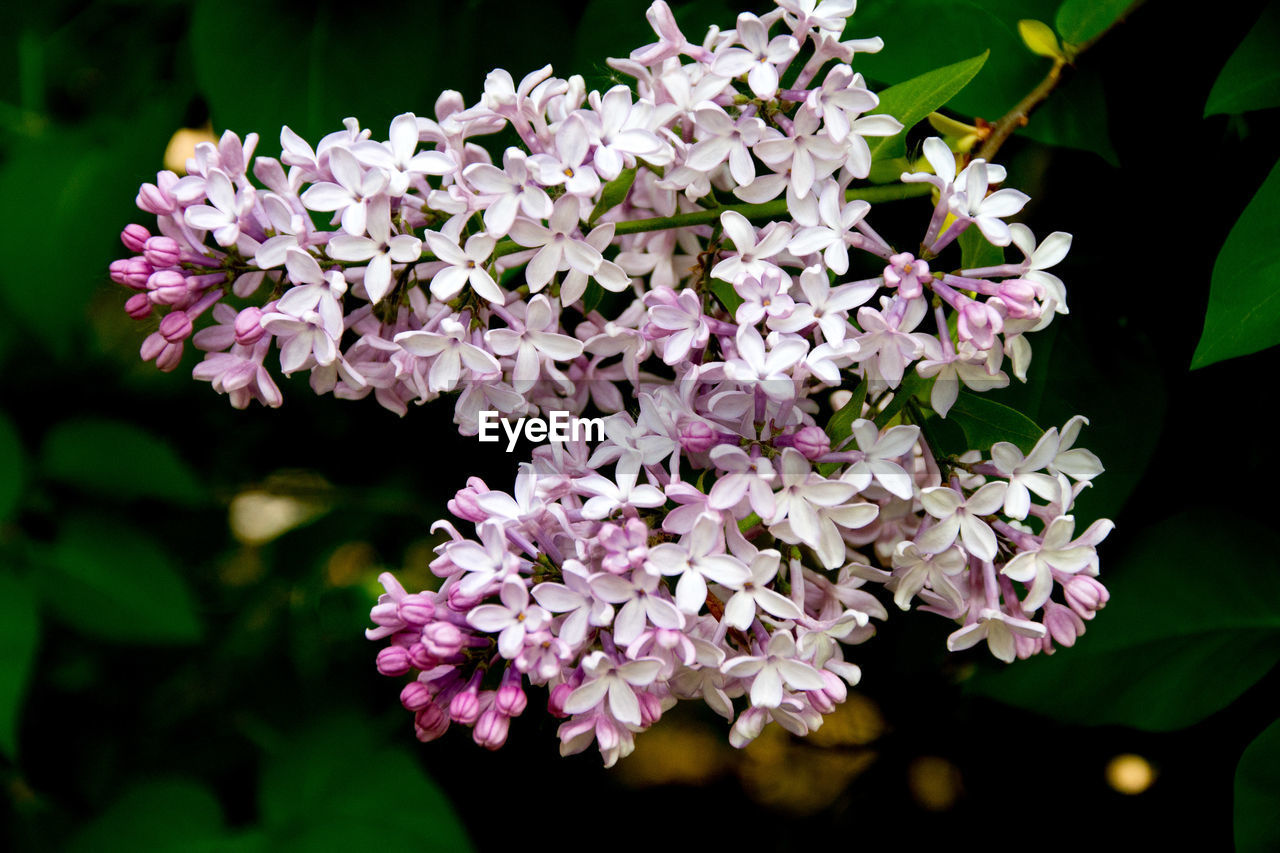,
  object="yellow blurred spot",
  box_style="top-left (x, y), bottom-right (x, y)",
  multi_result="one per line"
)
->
top-left (927, 113), bottom-right (984, 153)
top-left (909, 756), bottom-right (963, 811)
top-left (616, 721), bottom-right (731, 787)
top-left (229, 491), bottom-right (323, 545)
top-left (164, 123), bottom-right (218, 174)
top-left (1106, 754), bottom-right (1156, 795)
top-left (807, 694), bottom-right (885, 748)
top-left (327, 542), bottom-right (377, 588)
top-left (738, 722), bottom-right (876, 814)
